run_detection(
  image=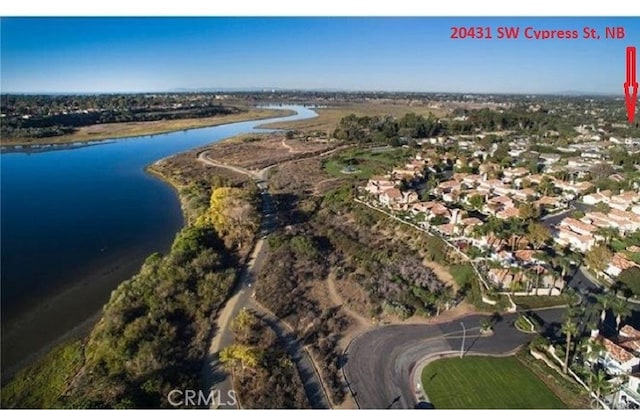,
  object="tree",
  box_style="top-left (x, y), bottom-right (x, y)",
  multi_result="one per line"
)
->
top-left (436, 286), bottom-right (455, 314)
top-left (468, 194), bottom-right (485, 211)
top-left (220, 344), bottom-right (263, 377)
top-left (518, 202), bottom-right (540, 221)
top-left (547, 269), bottom-right (561, 296)
top-left (596, 293), bottom-right (618, 325)
top-left (561, 316), bottom-right (578, 374)
top-left (594, 226), bottom-right (618, 244)
top-left (618, 266), bottom-right (640, 297)
top-left (611, 297), bottom-right (631, 331)
top-left (585, 245), bottom-right (612, 275)
top-left (588, 370), bottom-right (610, 403)
top-left (537, 176), bottom-right (555, 196)
top-left (526, 222), bottom-right (551, 250)
top-left (231, 308), bottom-right (257, 342)
top-left (594, 202), bottom-right (611, 214)
top-left (199, 186), bottom-right (260, 250)
top-left (582, 337), bottom-right (605, 364)
top-left (480, 318), bottom-right (493, 333)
